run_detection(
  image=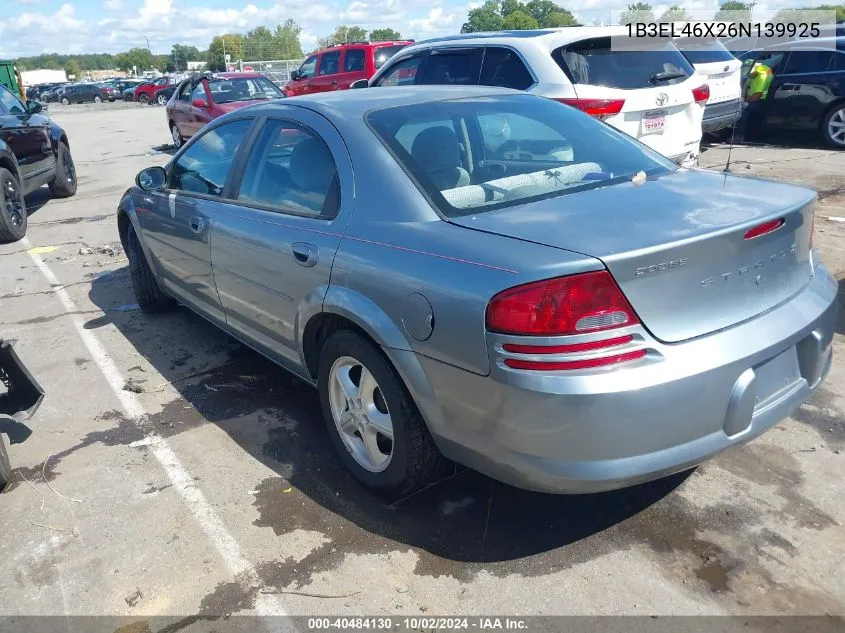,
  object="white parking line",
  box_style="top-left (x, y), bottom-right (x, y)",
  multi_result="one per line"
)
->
top-left (22, 237), bottom-right (287, 618)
